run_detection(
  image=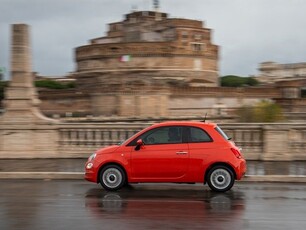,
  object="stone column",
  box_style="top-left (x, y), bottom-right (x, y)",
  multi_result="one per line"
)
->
top-left (0, 24), bottom-right (59, 158)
